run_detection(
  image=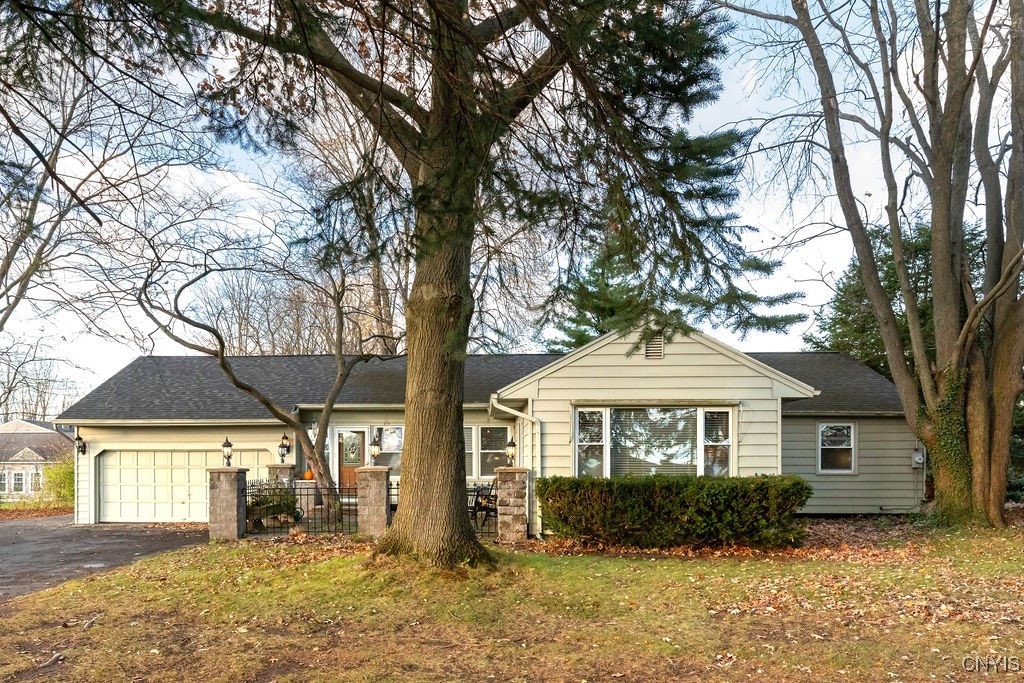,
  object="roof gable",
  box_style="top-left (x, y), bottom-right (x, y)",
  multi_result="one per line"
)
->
top-left (496, 330), bottom-right (818, 399)
top-left (0, 419), bottom-right (56, 434)
top-left (9, 447), bottom-right (44, 462)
